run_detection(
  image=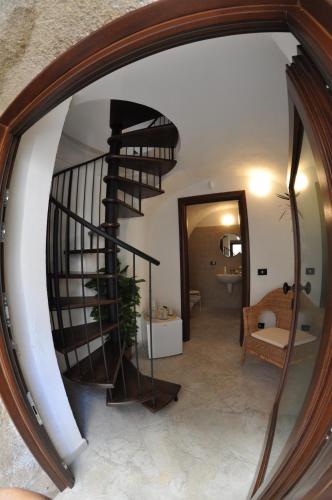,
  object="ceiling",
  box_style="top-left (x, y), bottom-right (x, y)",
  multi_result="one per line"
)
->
top-left (59, 32), bottom-right (298, 193)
